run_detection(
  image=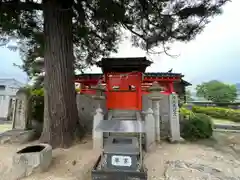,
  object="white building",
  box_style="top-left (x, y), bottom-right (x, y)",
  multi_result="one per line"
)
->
top-left (0, 78), bottom-right (24, 120)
